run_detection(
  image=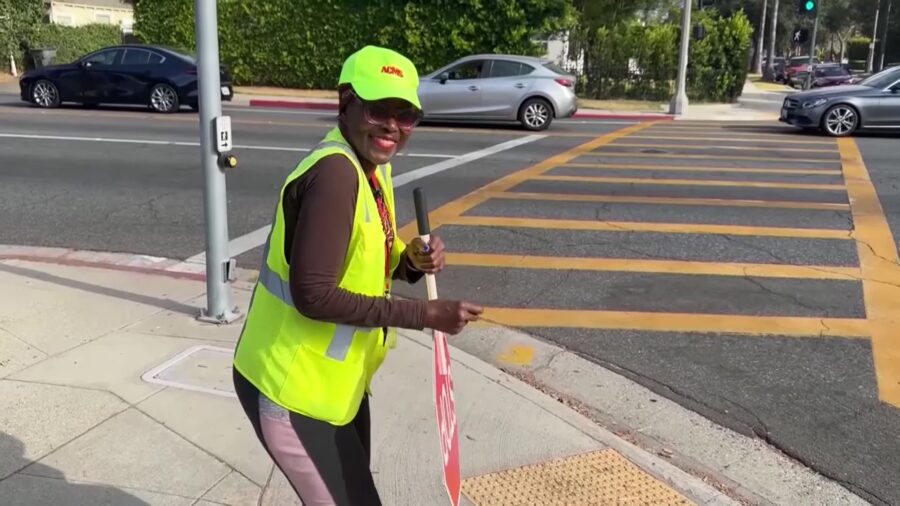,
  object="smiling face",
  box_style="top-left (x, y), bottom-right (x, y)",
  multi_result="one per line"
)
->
top-left (338, 87), bottom-right (420, 169)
